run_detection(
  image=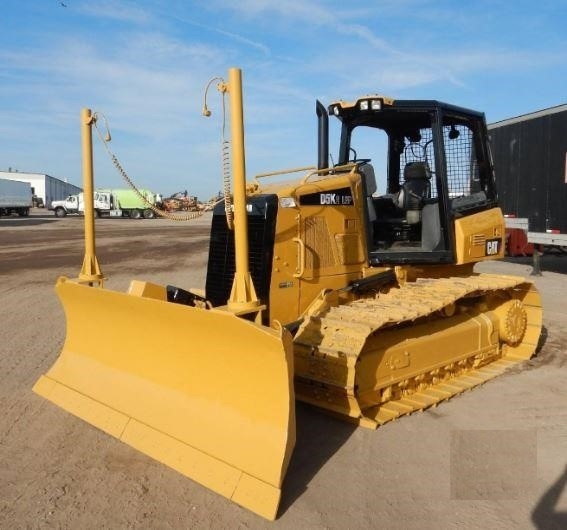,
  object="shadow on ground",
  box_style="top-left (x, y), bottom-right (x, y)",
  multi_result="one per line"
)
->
top-left (532, 464), bottom-right (567, 530)
top-left (279, 402), bottom-right (356, 515)
top-left (0, 218), bottom-right (59, 227)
